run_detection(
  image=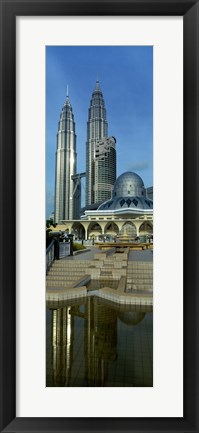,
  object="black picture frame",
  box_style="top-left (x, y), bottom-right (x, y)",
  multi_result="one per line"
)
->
top-left (0, 1), bottom-right (198, 432)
